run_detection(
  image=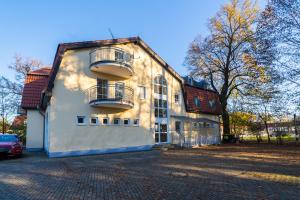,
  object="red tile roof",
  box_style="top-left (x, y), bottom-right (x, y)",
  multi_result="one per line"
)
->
top-left (184, 84), bottom-right (222, 115)
top-left (21, 67), bottom-right (51, 109)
